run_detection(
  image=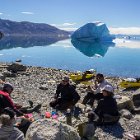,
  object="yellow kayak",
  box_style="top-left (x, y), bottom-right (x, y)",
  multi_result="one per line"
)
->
top-left (119, 78), bottom-right (140, 88)
top-left (70, 73), bottom-right (95, 81)
top-left (80, 81), bottom-right (93, 86)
